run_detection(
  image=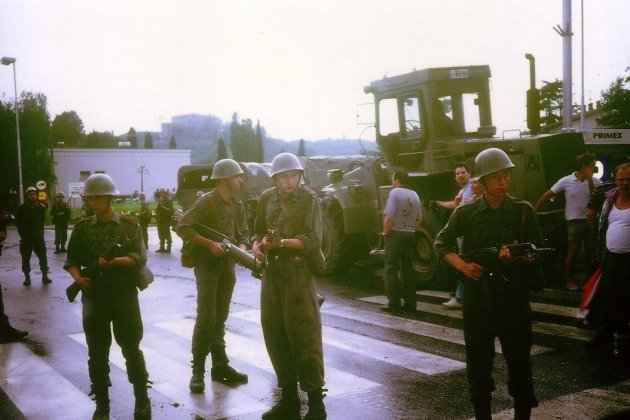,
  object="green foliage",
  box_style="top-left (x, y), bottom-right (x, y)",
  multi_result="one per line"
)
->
top-left (597, 69), bottom-right (630, 128)
top-left (144, 132), bottom-right (154, 149)
top-left (230, 112), bottom-right (258, 161)
top-left (539, 79), bottom-right (562, 133)
top-left (51, 111), bottom-right (84, 147)
top-left (128, 127), bottom-right (138, 148)
top-left (217, 138), bottom-right (228, 160)
top-left (19, 92), bottom-right (53, 188)
top-left (85, 131), bottom-right (117, 148)
top-left (255, 120), bottom-right (264, 162)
